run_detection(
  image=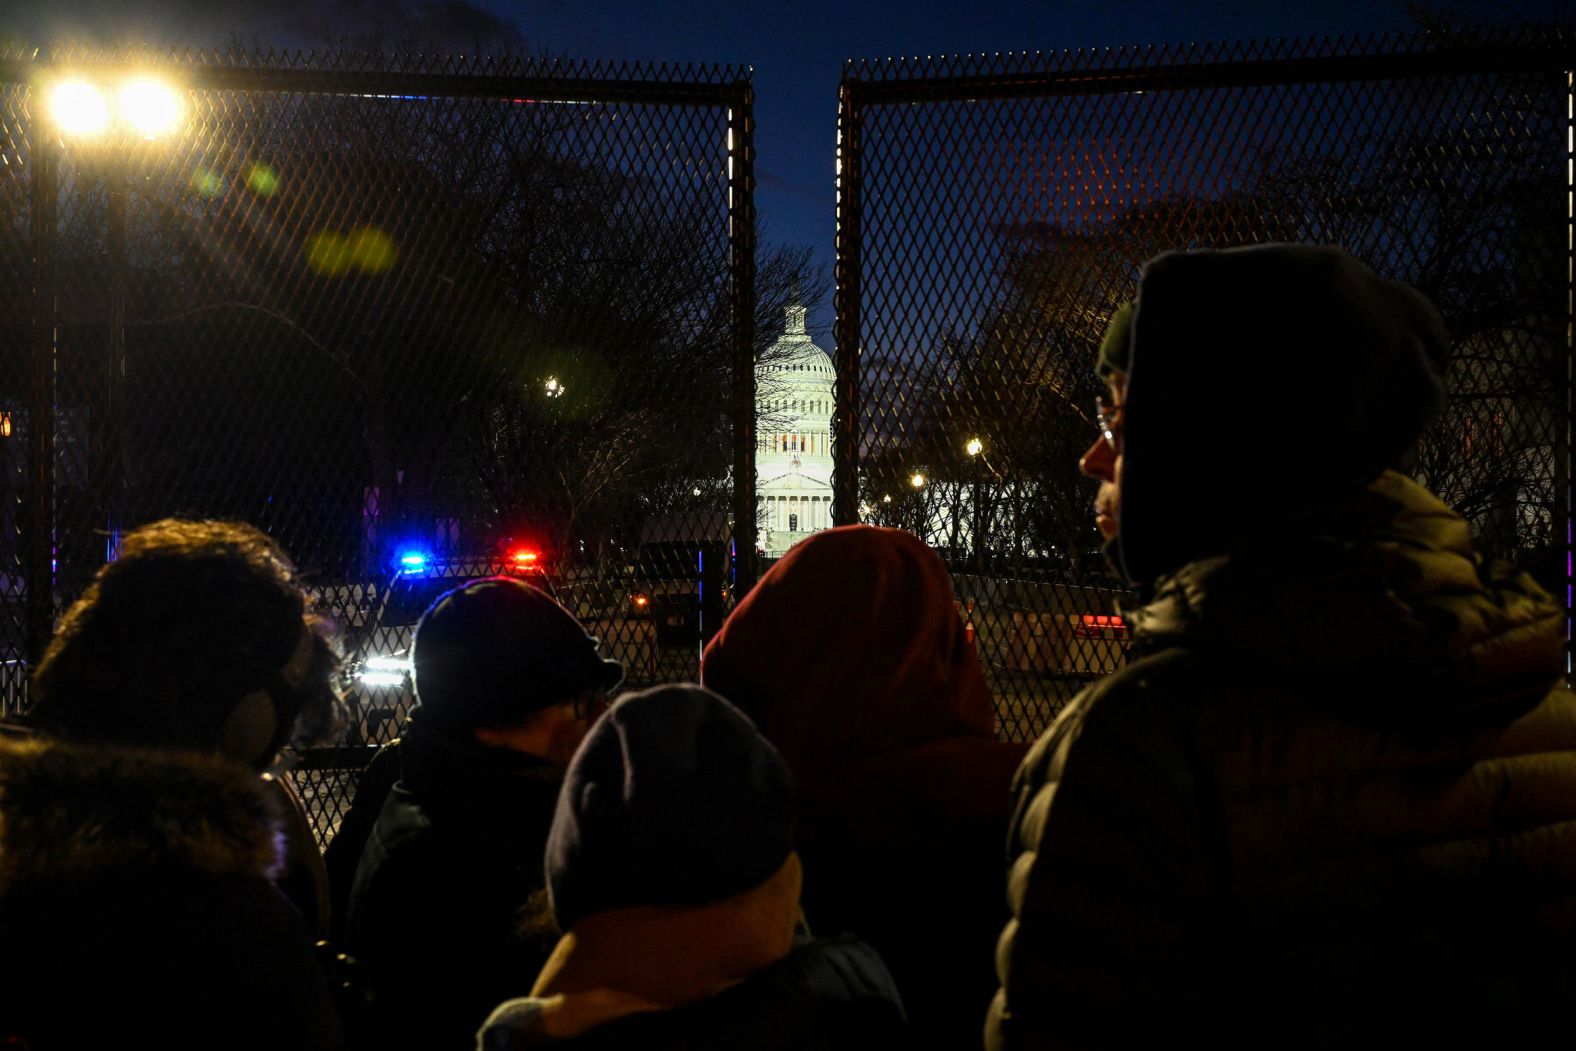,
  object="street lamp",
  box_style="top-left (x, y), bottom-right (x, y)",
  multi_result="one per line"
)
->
top-left (118, 78), bottom-right (184, 139)
top-left (49, 76), bottom-right (184, 141)
top-left (48, 81), bottom-right (110, 137)
top-left (909, 471), bottom-right (927, 489)
top-left (965, 438), bottom-right (986, 572)
top-left (44, 73), bottom-right (186, 562)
